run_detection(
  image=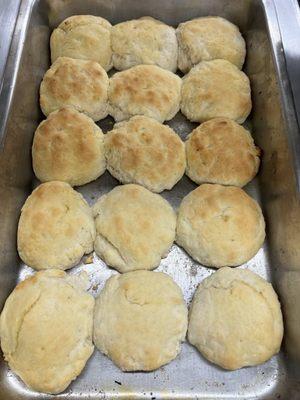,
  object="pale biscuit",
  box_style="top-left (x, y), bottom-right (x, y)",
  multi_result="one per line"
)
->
top-left (180, 59), bottom-right (252, 123)
top-left (93, 184), bottom-right (176, 272)
top-left (188, 267), bottom-right (283, 370)
top-left (105, 116), bottom-right (186, 192)
top-left (111, 17), bottom-right (178, 72)
top-left (93, 270), bottom-right (188, 371)
top-left (0, 270), bottom-right (94, 394)
top-left (176, 16), bottom-right (246, 73)
top-left (32, 107), bottom-right (106, 187)
top-left (50, 15), bottom-right (112, 71)
top-left (17, 181), bottom-right (95, 270)
top-left (108, 64), bottom-right (182, 122)
top-left (40, 57), bottom-right (109, 121)
top-left (185, 118), bottom-right (260, 187)
top-left (176, 184), bottom-right (265, 267)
